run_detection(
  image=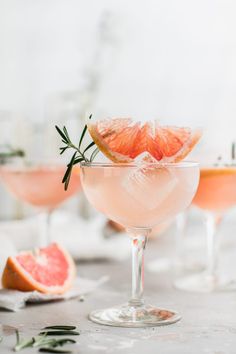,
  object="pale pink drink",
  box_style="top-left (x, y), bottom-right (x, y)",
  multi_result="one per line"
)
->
top-left (80, 161), bottom-right (199, 327)
top-left (193, 167), bottom-right (236, 212)
top-left (82, 163), bottom-right (198, 228)
top-left (1, 161), bottom-right (81, 245)
top-left (1, 165), bottom-right (80, 208)
top-left (175, 166), bottom-right (236, 292)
